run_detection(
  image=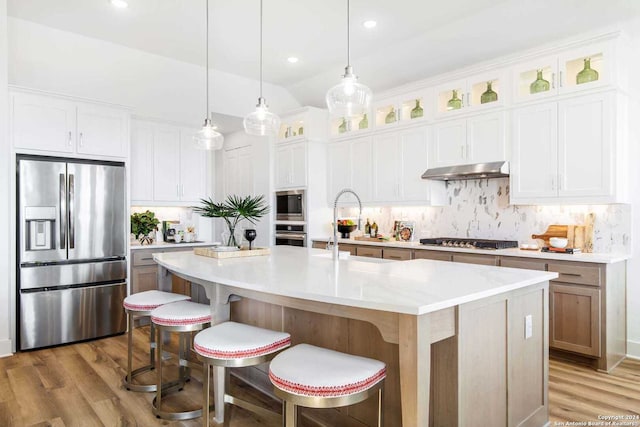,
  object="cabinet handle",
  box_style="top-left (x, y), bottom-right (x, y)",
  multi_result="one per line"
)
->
top-left (181, 184), bottom-right (185, 197)
top-left (461, 93), bottom-right (465, 107)
top-left (177, 184), bottom-right (180, 197)
top-left (79, 132), bottom-right (84, 147)
top-left (68, 131), bottom-right (72, 146)
top-left (559, 71), bottom-right (563, 88)
top-left (552, 73), bottom-right (556, 89)
top-left (467, 92), bottom-right (471, 107)
top-left (551, 176), bottom-right (555, 191)
top-left (558, 173), bottom-right (563, 190)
